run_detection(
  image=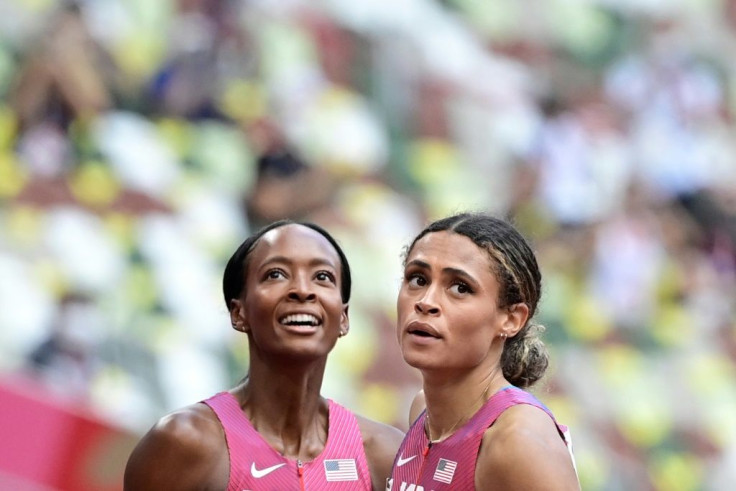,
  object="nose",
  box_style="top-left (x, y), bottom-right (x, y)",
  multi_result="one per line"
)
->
top-left (287, 274), bottom-right (316, 302)
top-left (414, 288), bottom-right (440, 316)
